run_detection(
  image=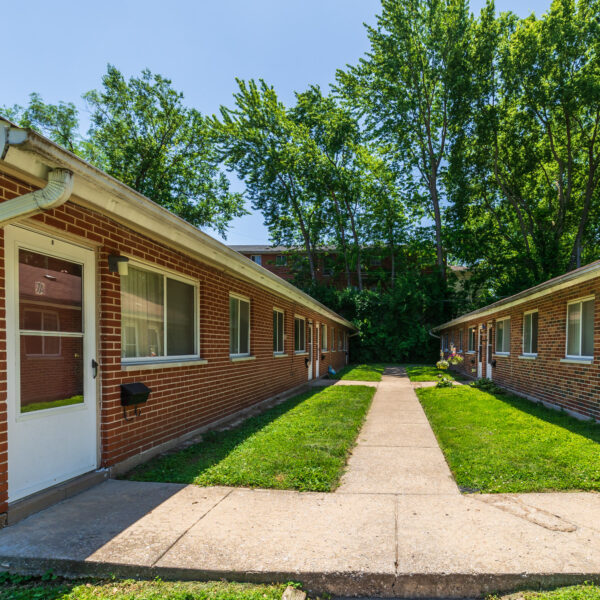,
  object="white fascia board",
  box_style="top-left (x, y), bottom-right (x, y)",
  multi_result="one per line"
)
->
top-left (434, 265), bottom-right (600, 331)
top-left (1, 131), bottom-right (354, 330)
